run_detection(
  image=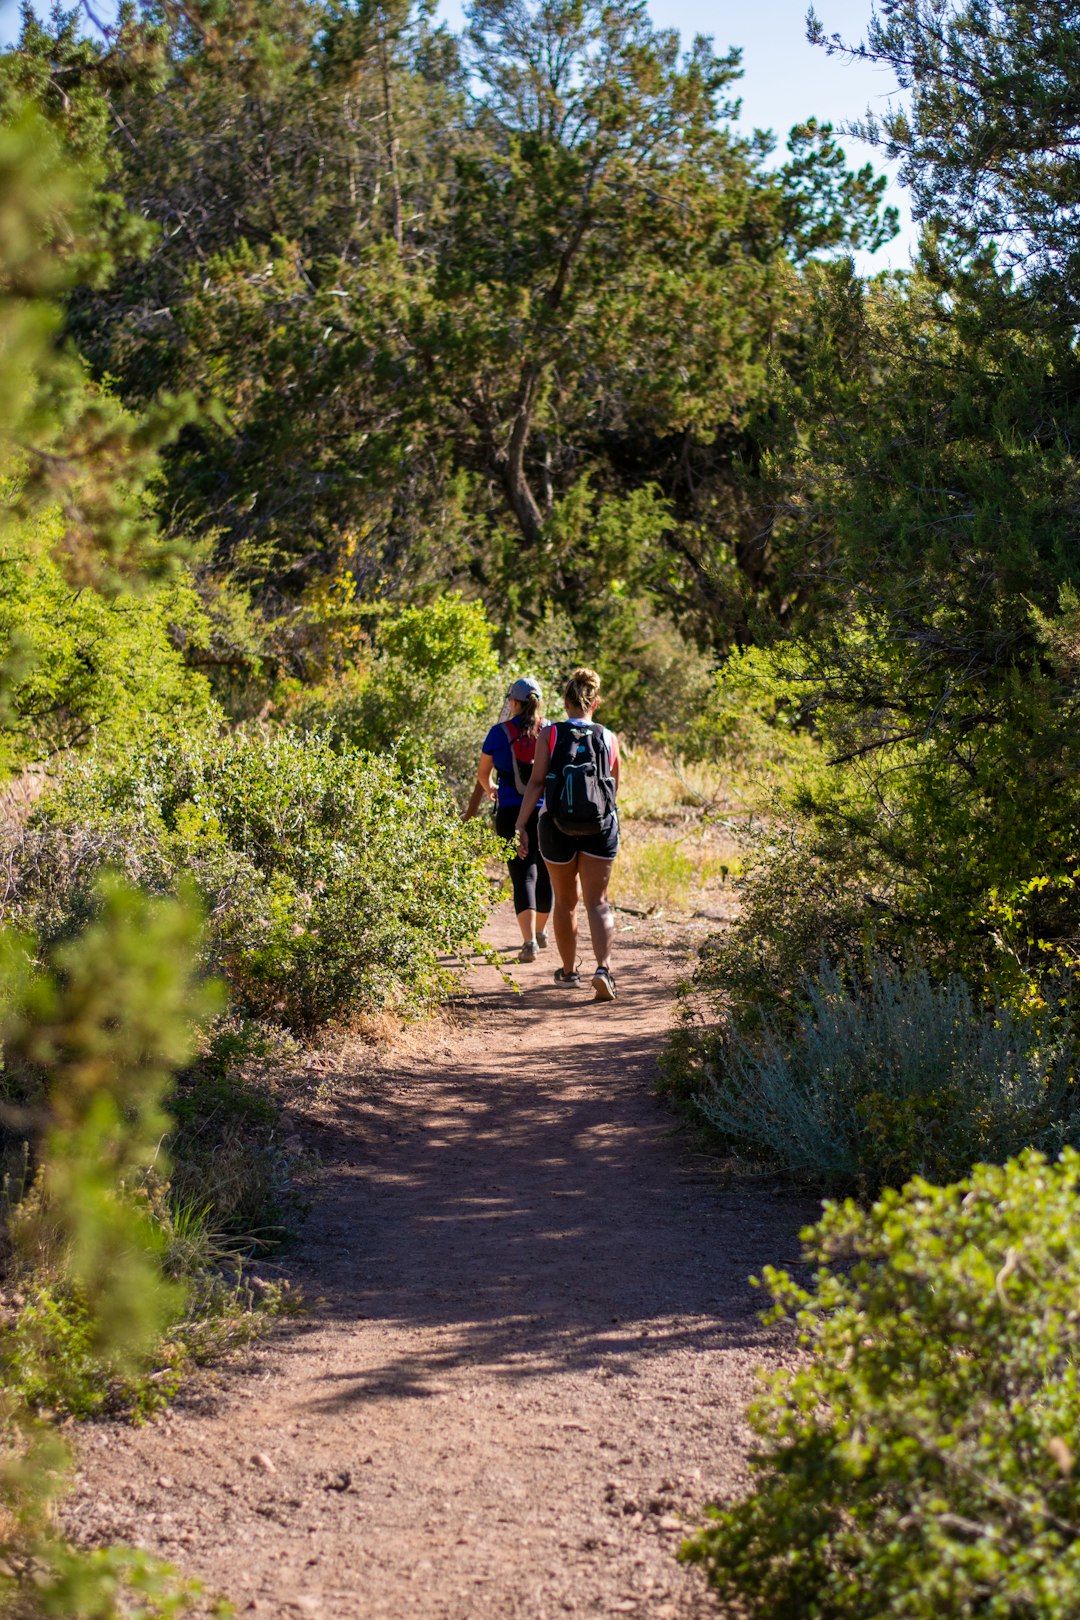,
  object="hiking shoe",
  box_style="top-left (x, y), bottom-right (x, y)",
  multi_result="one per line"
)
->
top-left (553, 967), bottom-right (581, 986)
top-left (591, 965), bottom-right (617, 1002)
top-left (536, 929), bottom-right (549, 949)
top-left (518, 939), bottom-right (539, 964)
